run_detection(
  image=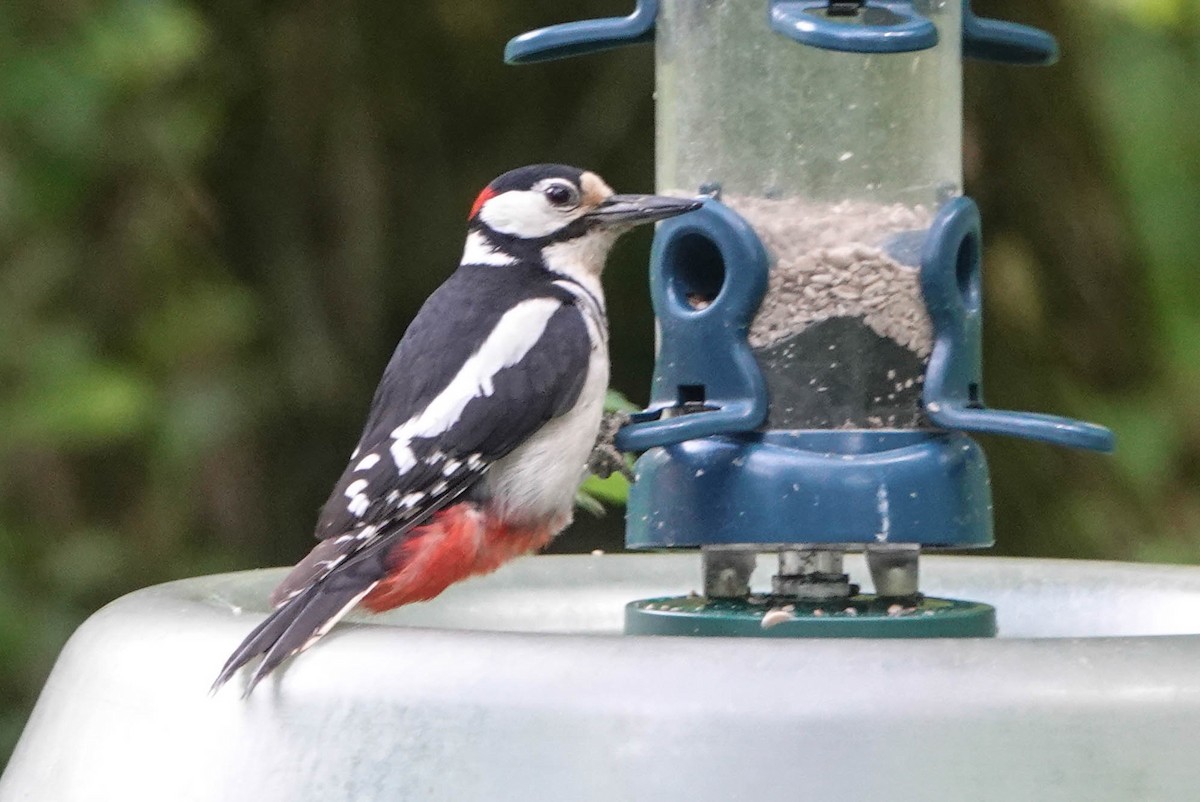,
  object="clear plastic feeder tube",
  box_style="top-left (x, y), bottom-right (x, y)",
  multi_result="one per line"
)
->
top-left (657, 0), bottom-right (962, 204)
top-left (657, 0), bottom-right (963, 428)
